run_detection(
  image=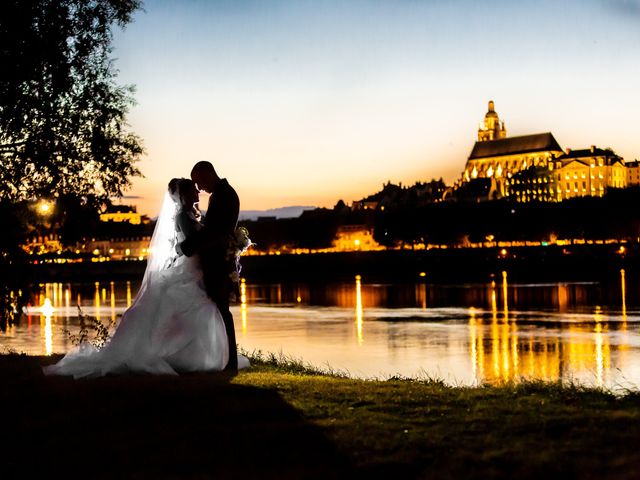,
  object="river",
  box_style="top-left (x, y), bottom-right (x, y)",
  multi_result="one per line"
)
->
top-left (2, 270), bottom-right (638, 391)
